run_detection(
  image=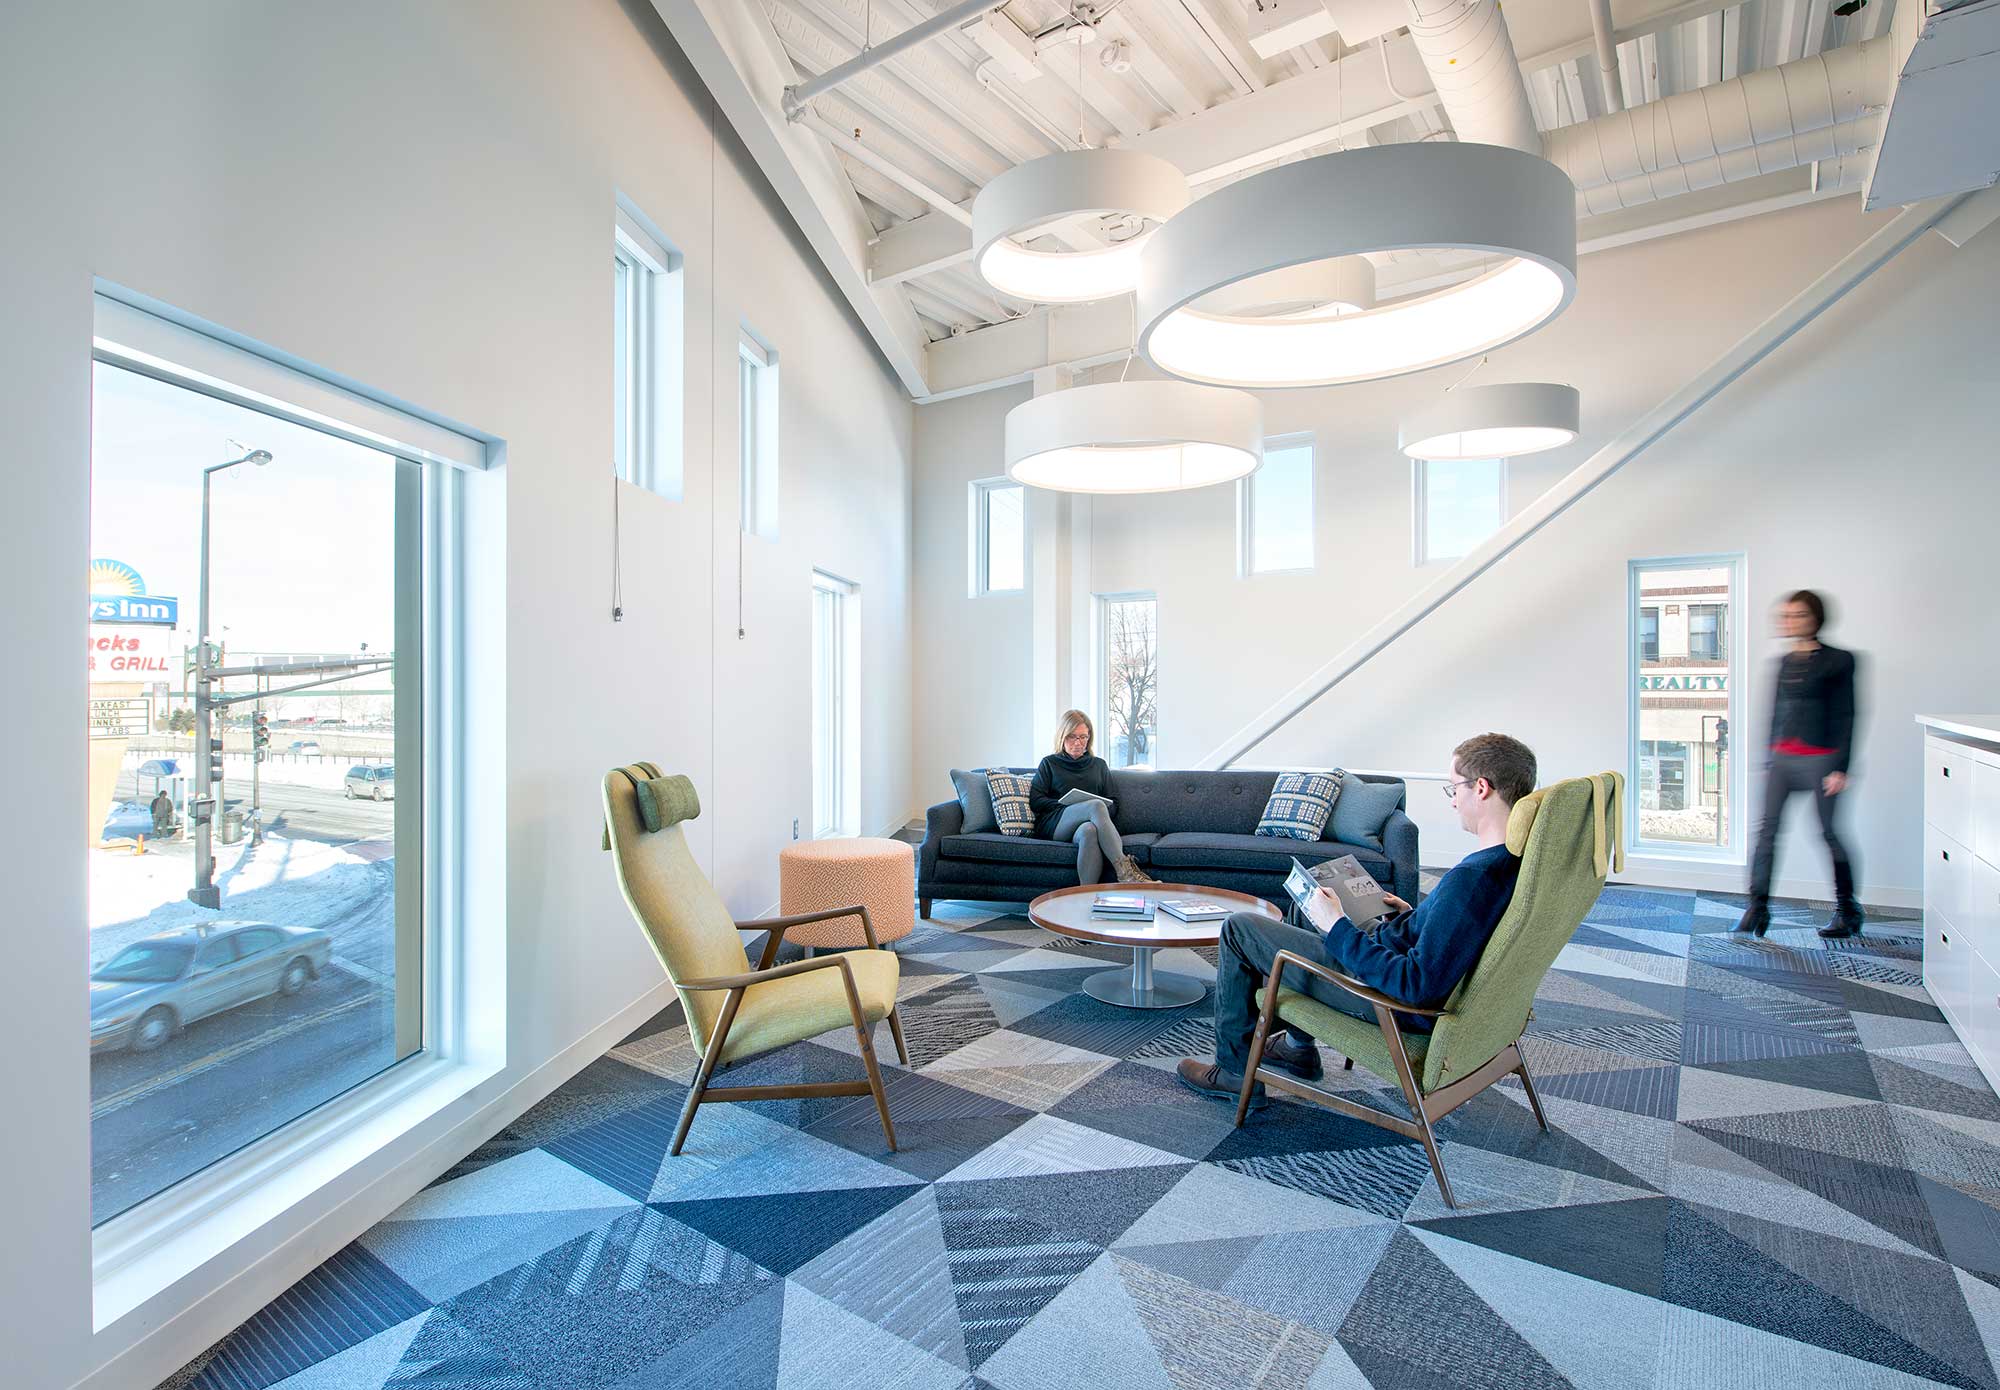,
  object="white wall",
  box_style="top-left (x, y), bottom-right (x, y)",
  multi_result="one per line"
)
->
top-left (912, 382), bottom-right (1037, 793)
top-left (0, 2), bottom-right (912, 1386)
top-left (911, 195), bottom-right (2000, 903)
